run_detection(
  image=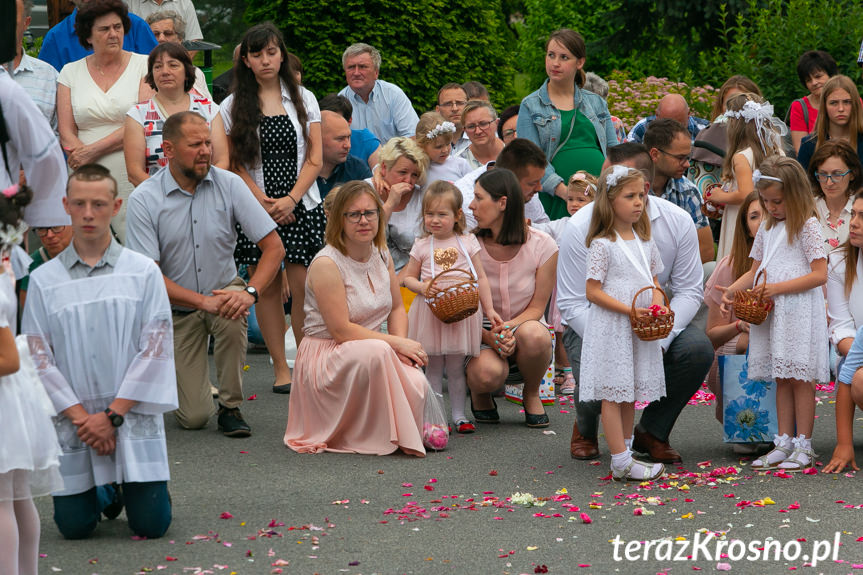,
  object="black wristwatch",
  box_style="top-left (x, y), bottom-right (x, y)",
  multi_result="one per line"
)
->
top-left (244, 286), bottom-right (259, 303)
top-left (104, 408), bottom-right (124, 427)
